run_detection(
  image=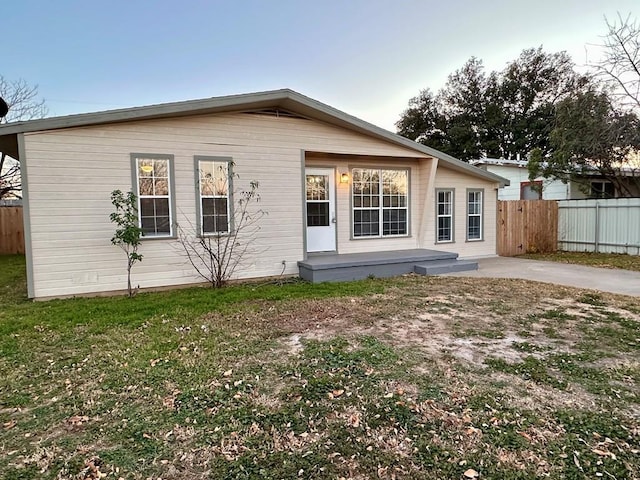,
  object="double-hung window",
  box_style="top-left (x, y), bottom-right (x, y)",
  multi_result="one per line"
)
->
top-left (196, 156), bottom-right (231, 235)
top-left (352, 168), bottom-right (408, 237)
top-left (467, 189), bottom-right (483, 241)
top-left (436, 189), bottom-right (453, 242)
top-left (133, 154), bottom-right (174, 237)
